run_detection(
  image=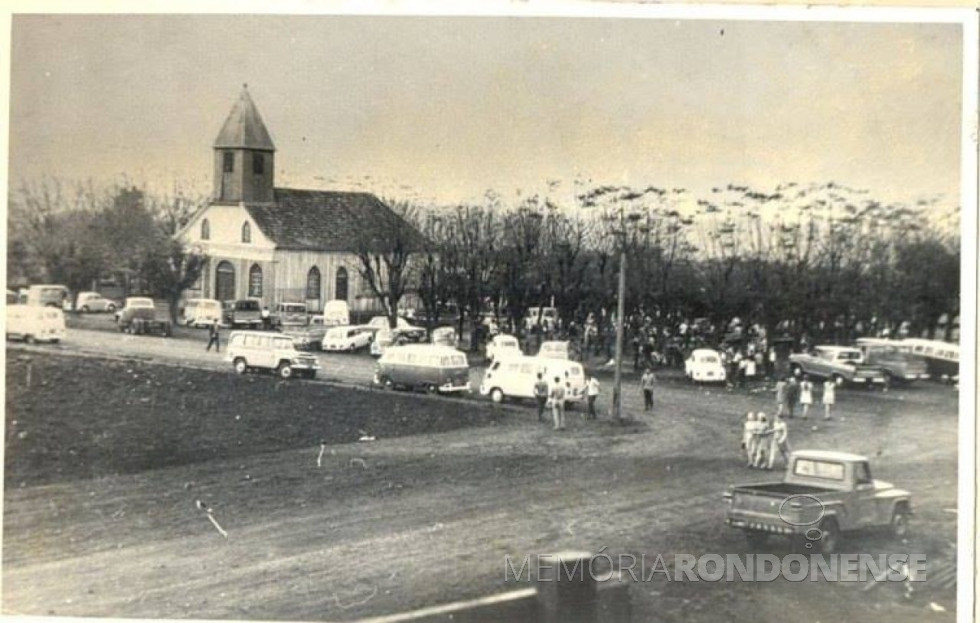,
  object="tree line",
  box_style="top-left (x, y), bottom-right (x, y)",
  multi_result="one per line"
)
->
top-left (8, 178), bottom-right (960, 345)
